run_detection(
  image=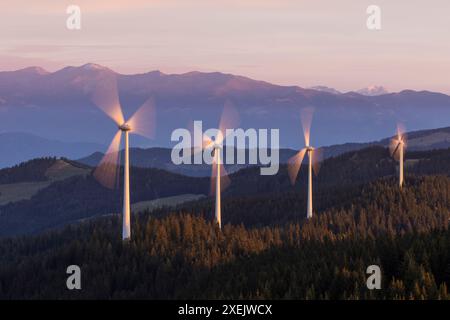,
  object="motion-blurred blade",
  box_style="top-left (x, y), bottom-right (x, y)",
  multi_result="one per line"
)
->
top-left (312, 147), bottom-right (324, 176)
top-left (389, 139), bottom-right (401, 161)
top-left (393, 144), bottom-right (401, 161)
top-left (127, 98), bottom-right (156, 139)
top-left (210, 164), bottom-right (231, 195)
top-left (401, 133), bottom-right (408, 150)
top-left (397, 123), bottom-right (408, 149)
top-left (301, 107), bottom-right (314, 147)
top-left (93, 131), bottom-right (122, 189)
top-left (218, 100), bottom-right (240, 144)
top-left (389, 138), bottom-right (398, 156)
top-left (186, 120), bottom-right (200, 156)
top-left (287, 148), bottom-right (307, 185)
top-left (397, 123), bottom-right (405, 140)
top-left (90, 76), bottom-right (125, 125)
top-left (202, 133), bottom-right (215, 150)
